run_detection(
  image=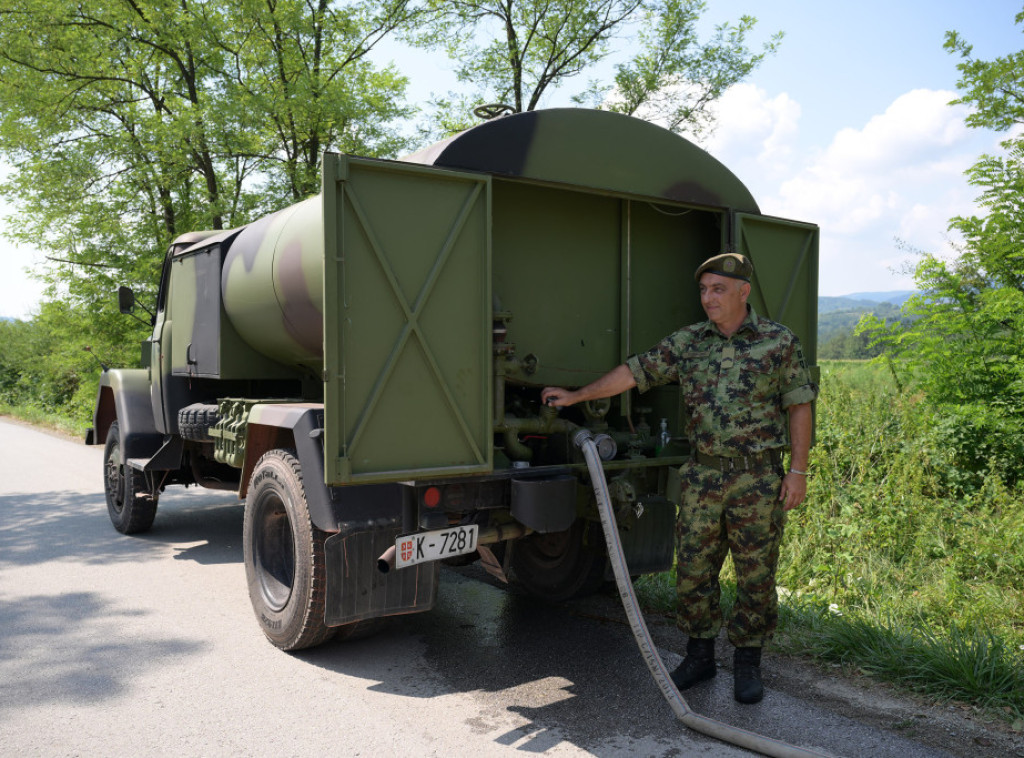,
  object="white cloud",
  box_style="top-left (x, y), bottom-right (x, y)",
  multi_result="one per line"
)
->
top-left (702, 83), bottom-right (801, 176)
top-left (824, 89), bottom-right (970, 171)
top-left (708, 86), bottom-right (992, 295)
